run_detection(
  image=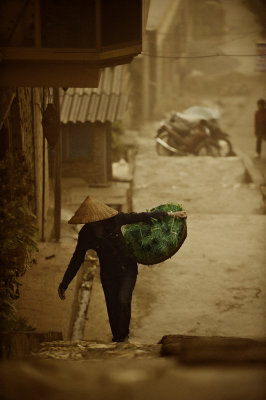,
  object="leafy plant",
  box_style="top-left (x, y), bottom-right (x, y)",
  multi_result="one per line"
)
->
top-left (123, 203), bottom-right (186, 265)
top-left (0, 153), bottom-right (38, 331)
